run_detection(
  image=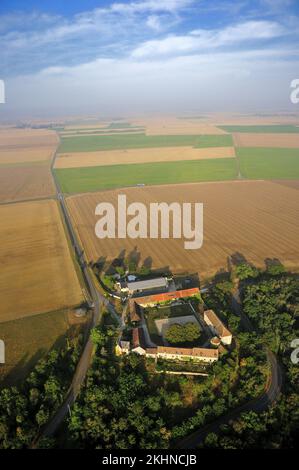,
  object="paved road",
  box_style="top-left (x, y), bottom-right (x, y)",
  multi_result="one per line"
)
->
top-left (38, 139), bottom-right (120, 440)
top-left (176, 287), bottom-right (282, 449)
